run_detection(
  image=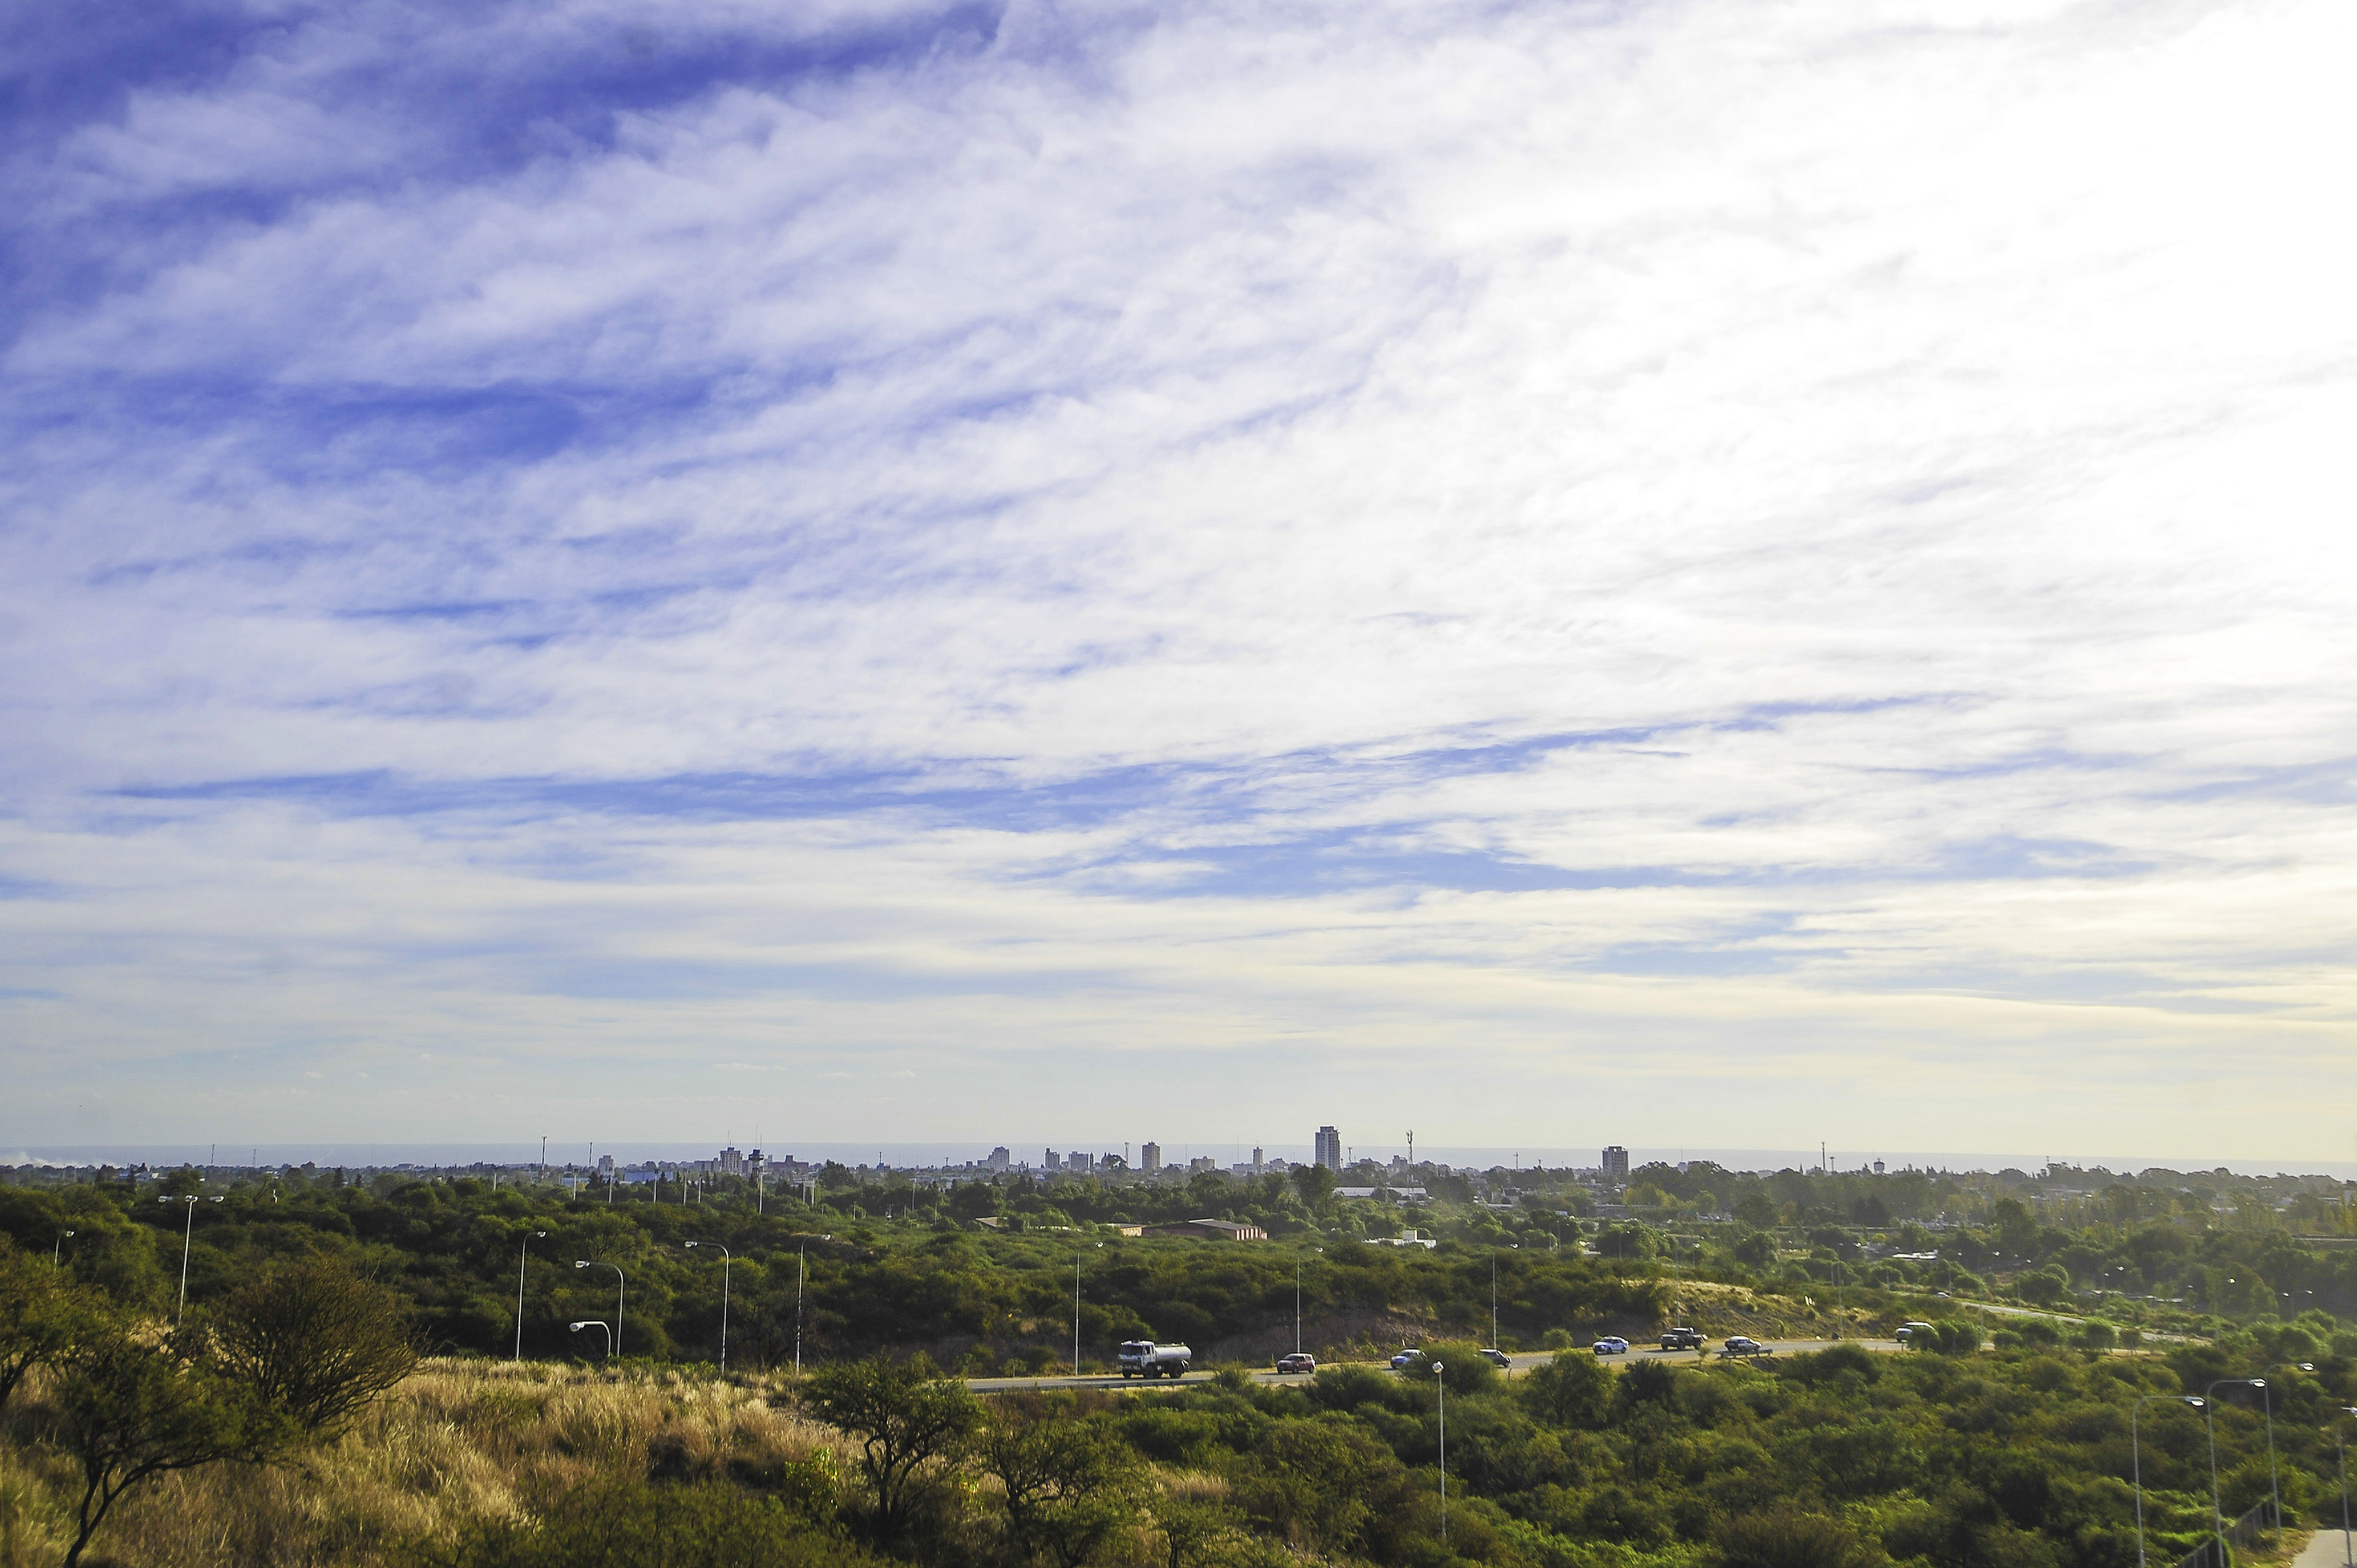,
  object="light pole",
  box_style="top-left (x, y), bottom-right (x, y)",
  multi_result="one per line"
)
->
top-left (1295, 1258), bottom-right (1303, 1354)
top-left (2207, 1378), bottom-right (2269, 1565)
top-left (685, 1242), bottom-right (732, 1371)
top-left (2132, 1394), bottom-right (2204, 1568)
top-left (1433, 1361), bottom-right (1447, 1545)
top-left (569, 1320), bottom-right (612, 1358)
top-left (795, 1239), bottom-right (807, 1375)
top-left (514, 1230), bottom-right (547, 1360)
top-left (2255, 1363), bottom-right (2316, 1531)
top-left (2334, 1407), bottom-right (2356, 1568)
top-left (54, 1229), bottom-right (74, 1267)
top-left (157, 1195), bottom-right (223, 1325)
top-left (1073, 1252), bottom-right (1082, 1375)
top-left (576, 1261), bottom-right (625, 1356)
